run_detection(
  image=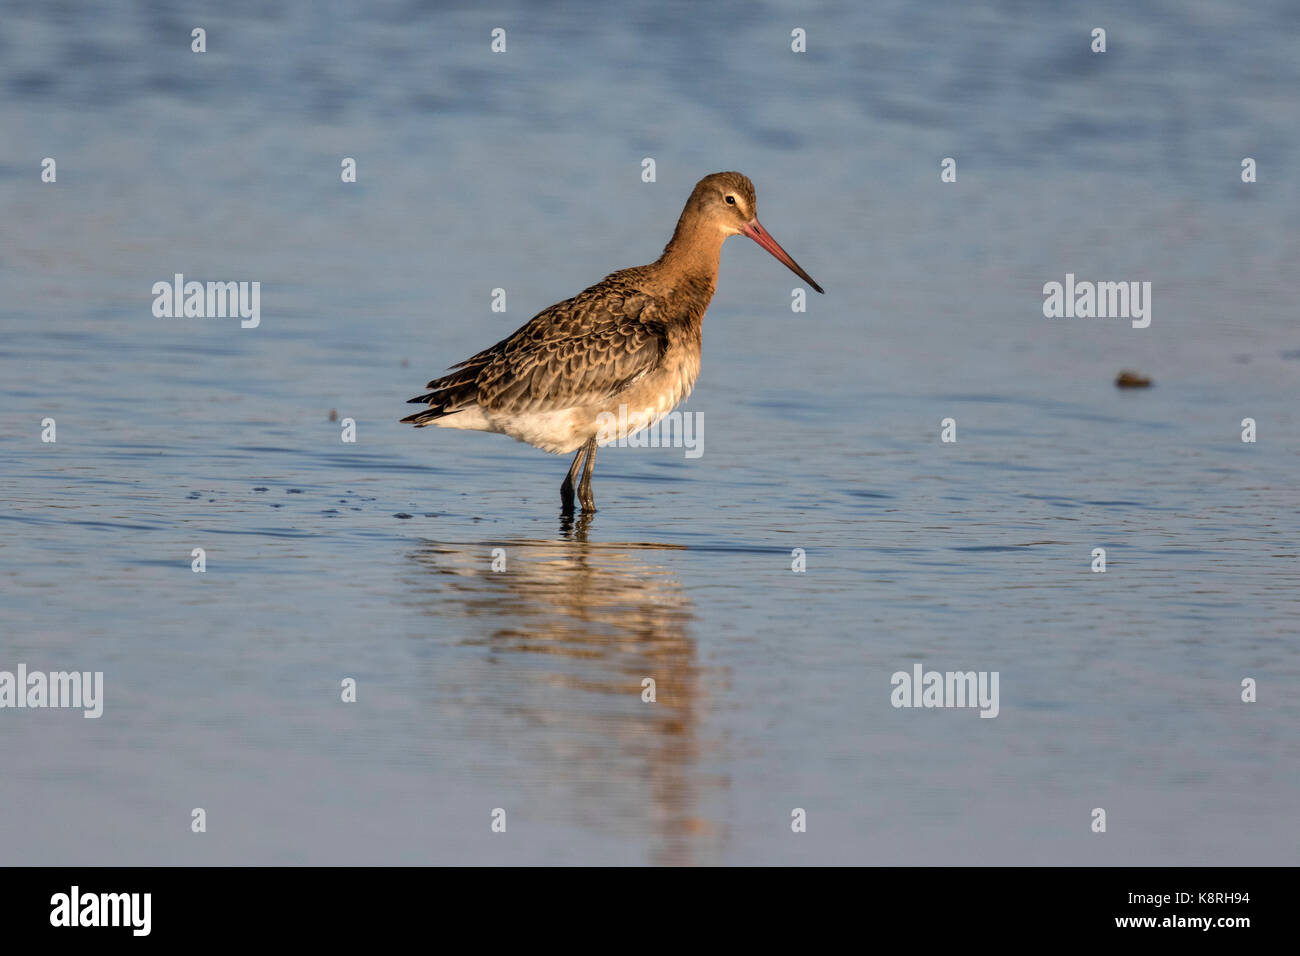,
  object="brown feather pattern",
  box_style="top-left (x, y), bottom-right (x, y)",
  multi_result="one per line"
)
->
top-left (402, 267), bottom-right (672, 425)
